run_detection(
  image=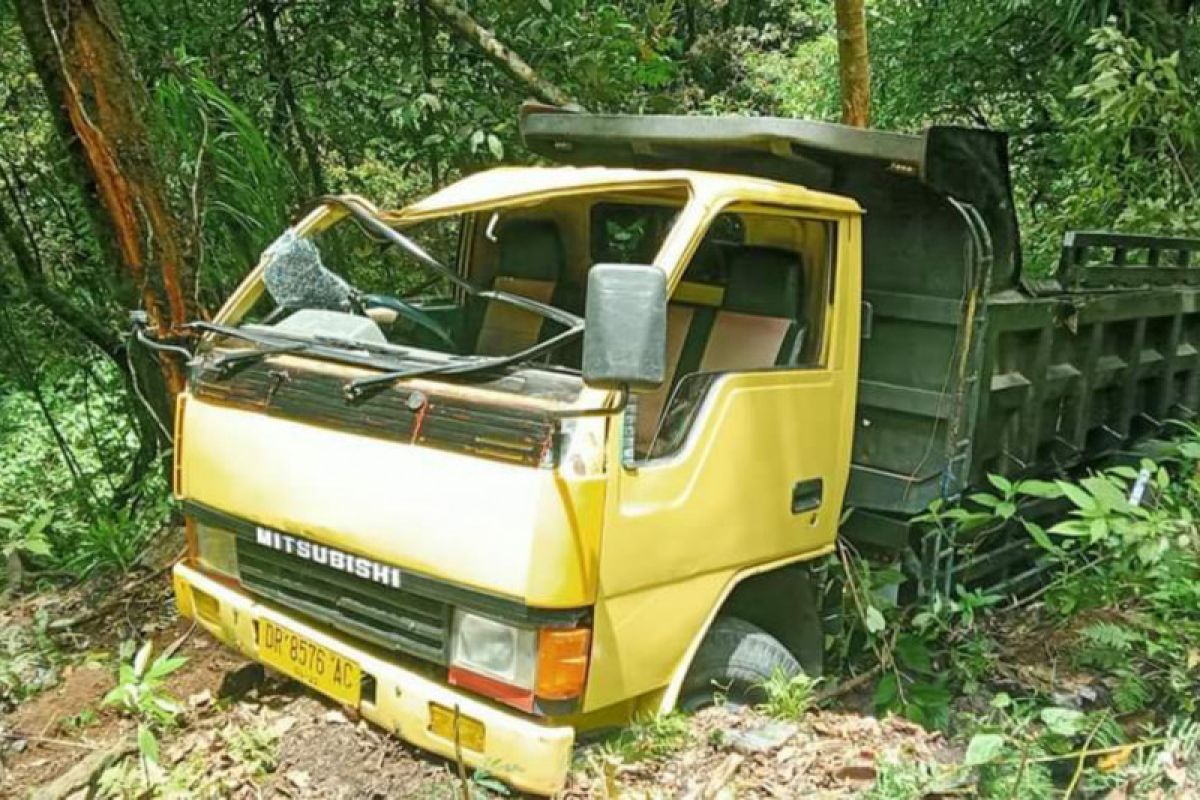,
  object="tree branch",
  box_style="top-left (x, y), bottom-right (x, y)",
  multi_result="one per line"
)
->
top-left (422, 0), bottom-right (578, 109)
top-left (0, 169), bottom-right (122, 361)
